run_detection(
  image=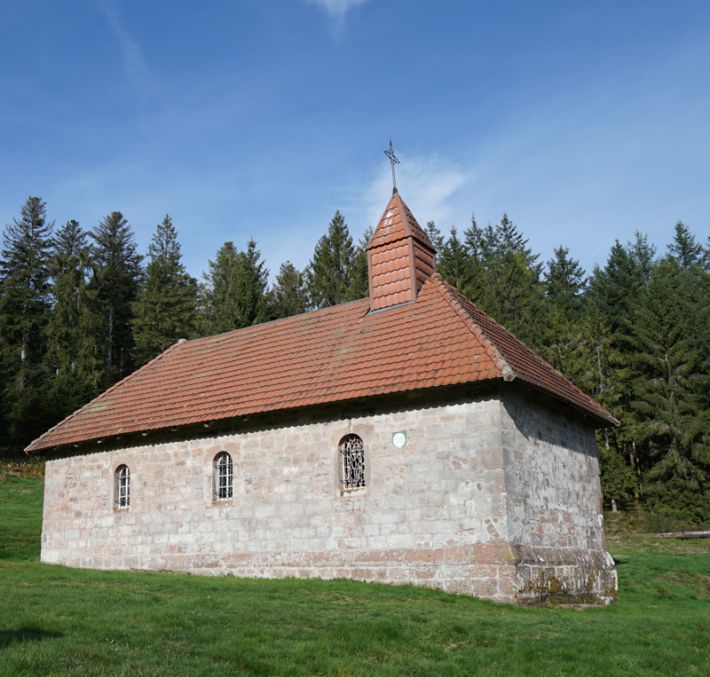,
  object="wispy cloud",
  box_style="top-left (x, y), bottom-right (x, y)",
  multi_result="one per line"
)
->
top-left (362, 153), bottom-right (475, 231)
top-left (97, 0), bottom-right (153, 94)
top-left (307, 0), bottom-right (370, 32)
